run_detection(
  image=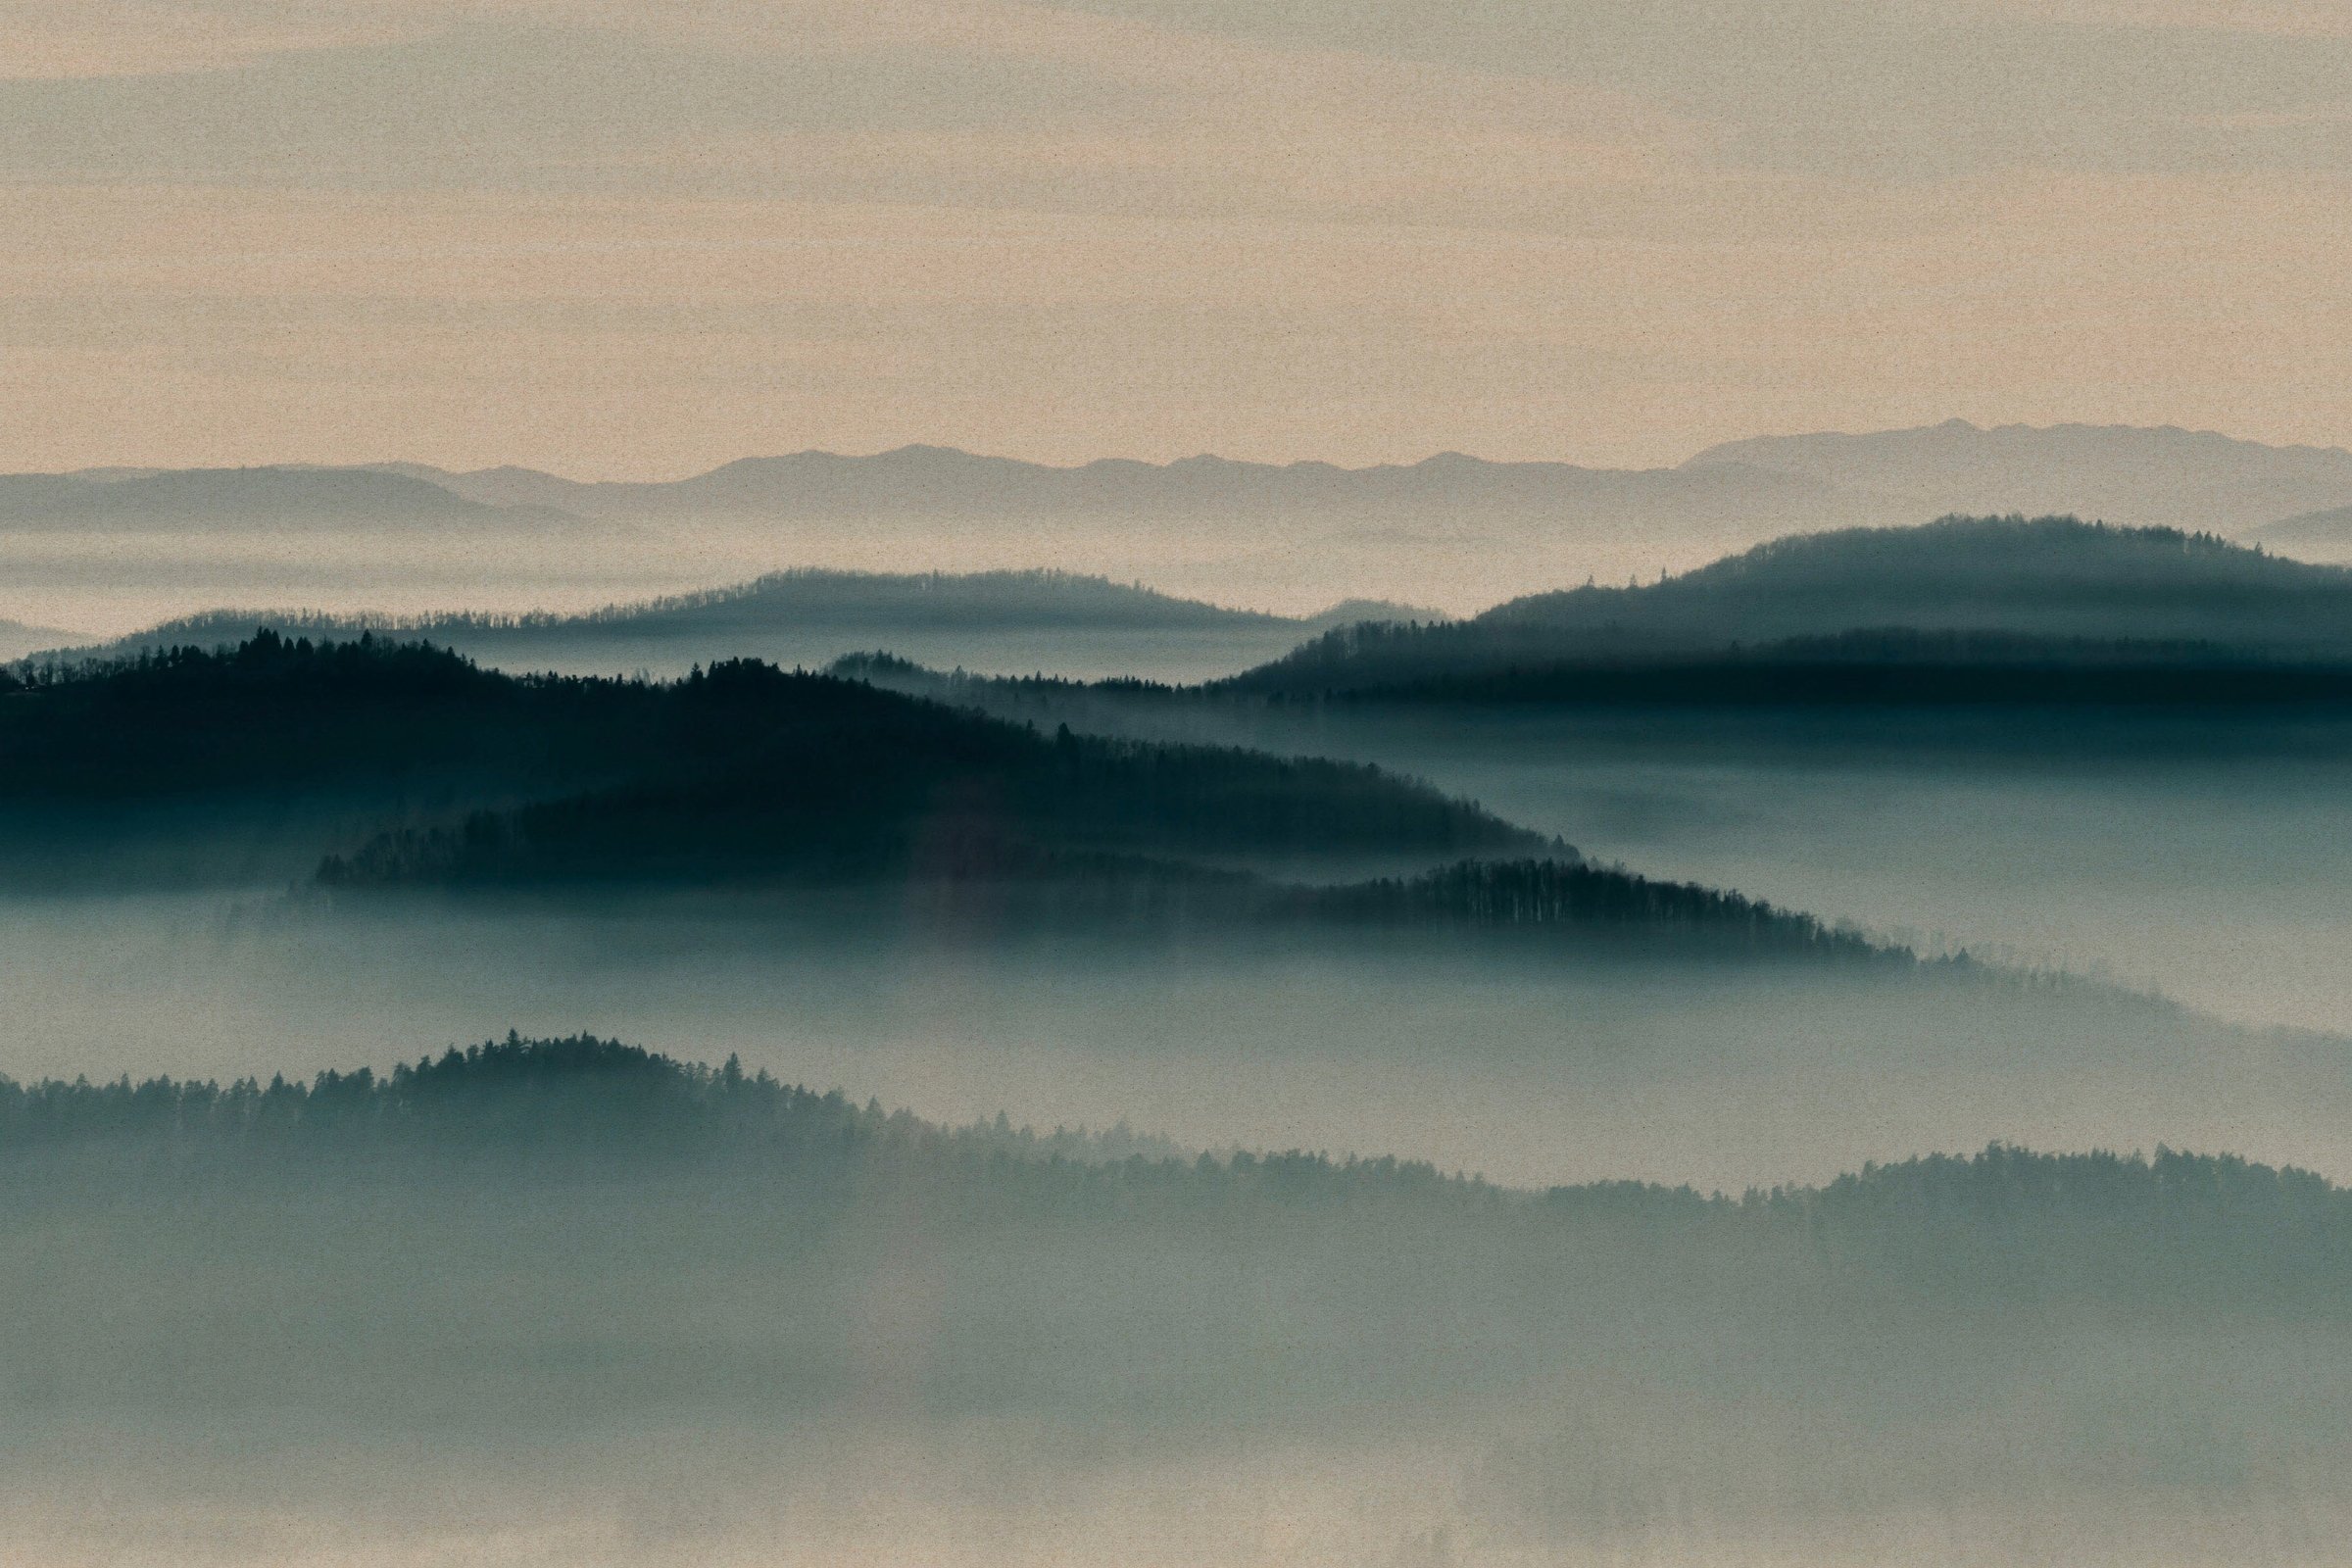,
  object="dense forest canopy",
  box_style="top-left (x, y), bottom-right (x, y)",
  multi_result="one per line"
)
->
top-left (4, 625), bottom-right (1580, 903)
top-left (0, 630), bottom-right (623, 797)
top-left (0, 631), bottom-right (1939, 956)
top-left (0, 631), bottom-right (1535, 864)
